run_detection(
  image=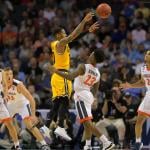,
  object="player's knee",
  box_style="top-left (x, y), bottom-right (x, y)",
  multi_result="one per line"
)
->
top-left (4, 119), bottom-right (13, 128)
top-left (26, 124), bottom-right (37, 131)
top-left (24, 120), bottom-right (33, 130)
top-left (136, 115), bottom-right (145, 124)
top-left (83, 121), bottom-right (92, 130)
